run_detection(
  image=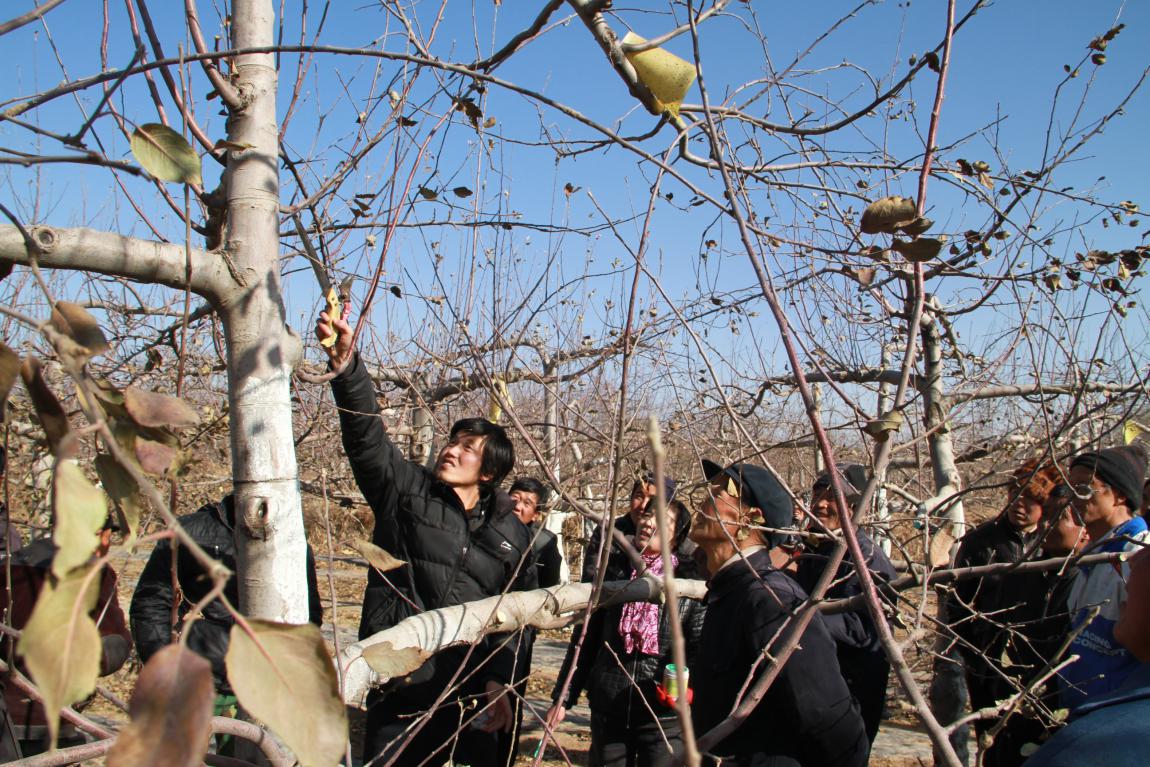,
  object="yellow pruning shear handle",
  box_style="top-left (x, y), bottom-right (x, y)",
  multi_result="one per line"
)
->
top-left (319, 286), bottom-right (342, 348)
top-left (294, 214), bottom-right (346, 349)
